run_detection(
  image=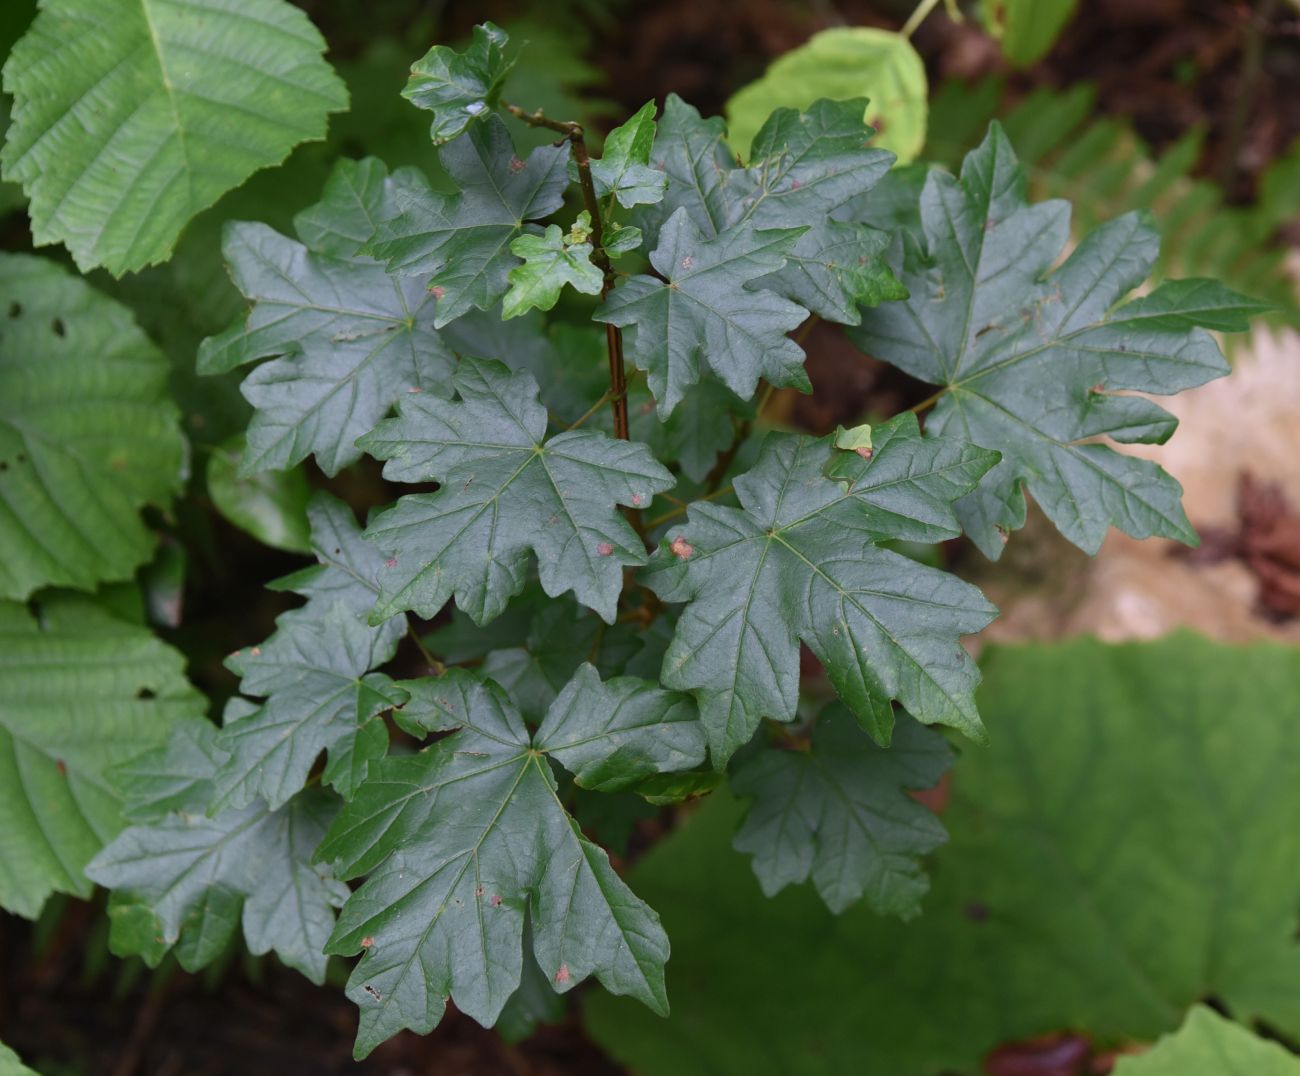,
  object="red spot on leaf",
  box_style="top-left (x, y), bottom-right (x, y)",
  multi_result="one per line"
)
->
top-left (789, 178), bottom-right (801, 190)
top-left (670, 535), bottom-right (693, 560)
top-left (407, 386), bottom-right (423, 393)
top-left (509, 156), bottom-right (525, 173)
top-left (430, 285), bottom-right (446, 300)
top-left (854, 446), bottom-right (873, 459)
top-left (361, 936), bottom-right (374, 948)
top-left (475, 886), bottom-right (484, 898)
top-left (490, 894), bottom-right (502, 907)
top-left (554, 964), bottom-right (571, 984)
top-left (55, 759), bottom-right (67, 776)
top-left (985, 1033), bottom-right (1092, 1076)
top-left (597, 542), bottom-right (614, 556)
top-left (385, 557), bottom-right (398, 569)
top-left (250, 646), bottom-right (262, 656)
top-left (631, 493), bottom-right (644, 507)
